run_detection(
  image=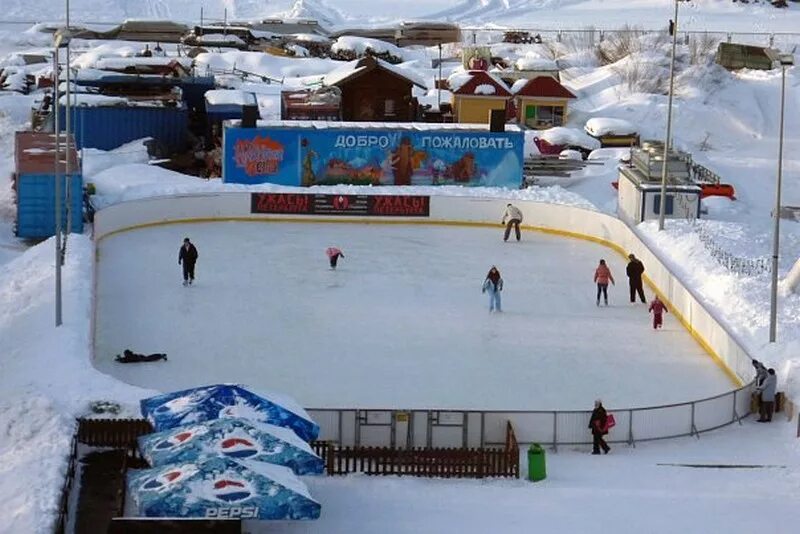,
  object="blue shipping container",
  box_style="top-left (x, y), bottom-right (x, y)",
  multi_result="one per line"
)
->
top-left (16, 173), bottom-right (83, 239)
top-left (60, 105), bottom-right (188, 151)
